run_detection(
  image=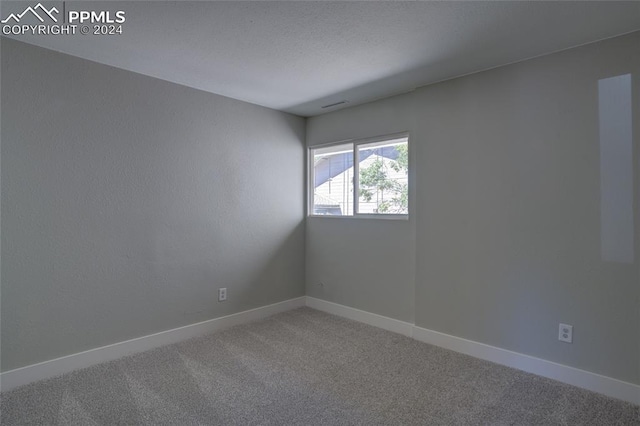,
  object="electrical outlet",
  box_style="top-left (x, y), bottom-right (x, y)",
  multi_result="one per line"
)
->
top-left (558, 323), bottom-right (573, 343)
top-left (218, 287), bottom-right (227, 302)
